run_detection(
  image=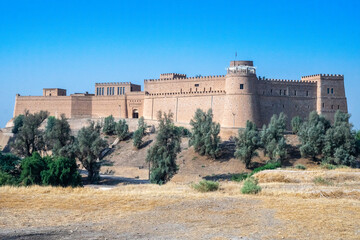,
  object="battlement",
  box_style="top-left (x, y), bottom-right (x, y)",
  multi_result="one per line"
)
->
top-left (160, 73), bottom-right (187, 79)
top-left (258, 77), bottom-right (317, 84)
top-left (95, 82), bottom-right (132, 85)
top-left (301, 74), bottom-right (344, 79)
top-left (144, 75), bottom-right (226, 82)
